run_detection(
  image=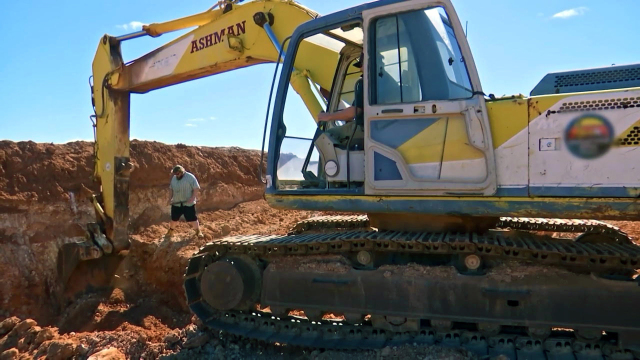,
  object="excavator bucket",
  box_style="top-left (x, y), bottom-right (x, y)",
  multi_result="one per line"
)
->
top-left (57, 240), bottom-right (101, 287)
top-left (60, 253), bottom-right (126, 299)
top-left (56, 226), bottom-right (126, 298)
